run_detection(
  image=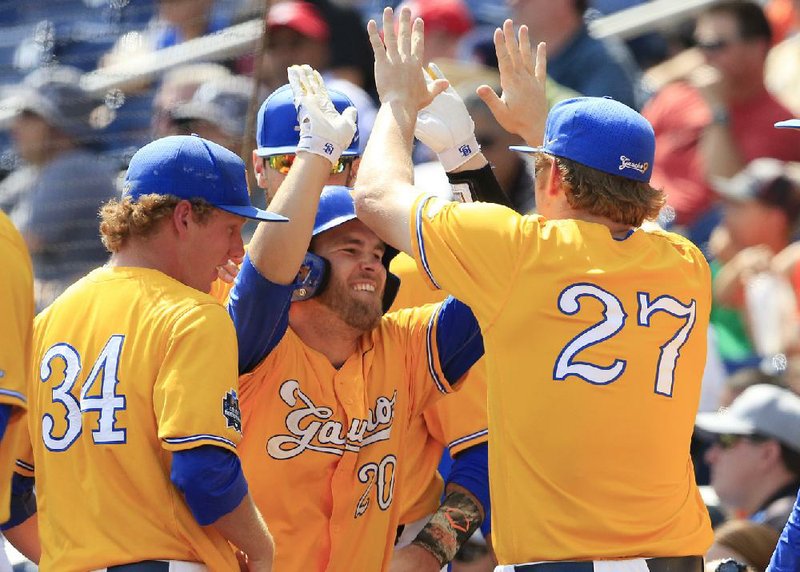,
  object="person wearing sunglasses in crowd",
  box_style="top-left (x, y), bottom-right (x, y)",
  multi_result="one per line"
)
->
top-left (696, 383), bottom-right (800, 533)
